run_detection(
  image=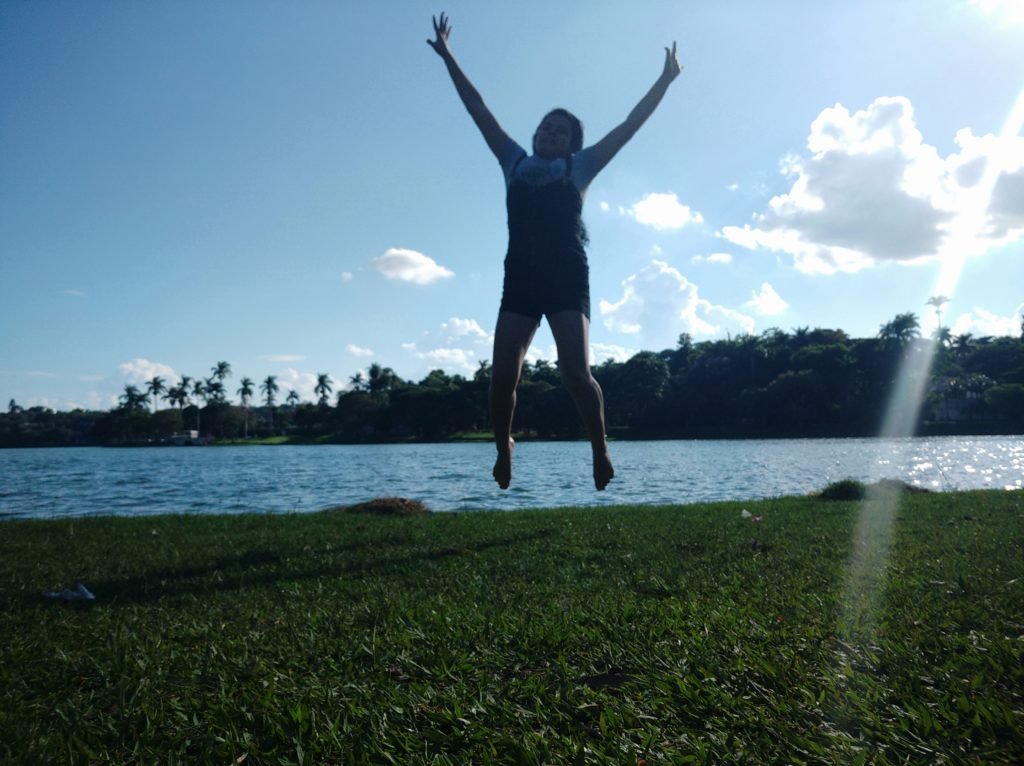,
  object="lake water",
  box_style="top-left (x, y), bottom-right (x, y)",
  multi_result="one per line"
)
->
top-left (1, 436), bottom-right (1021, 520)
